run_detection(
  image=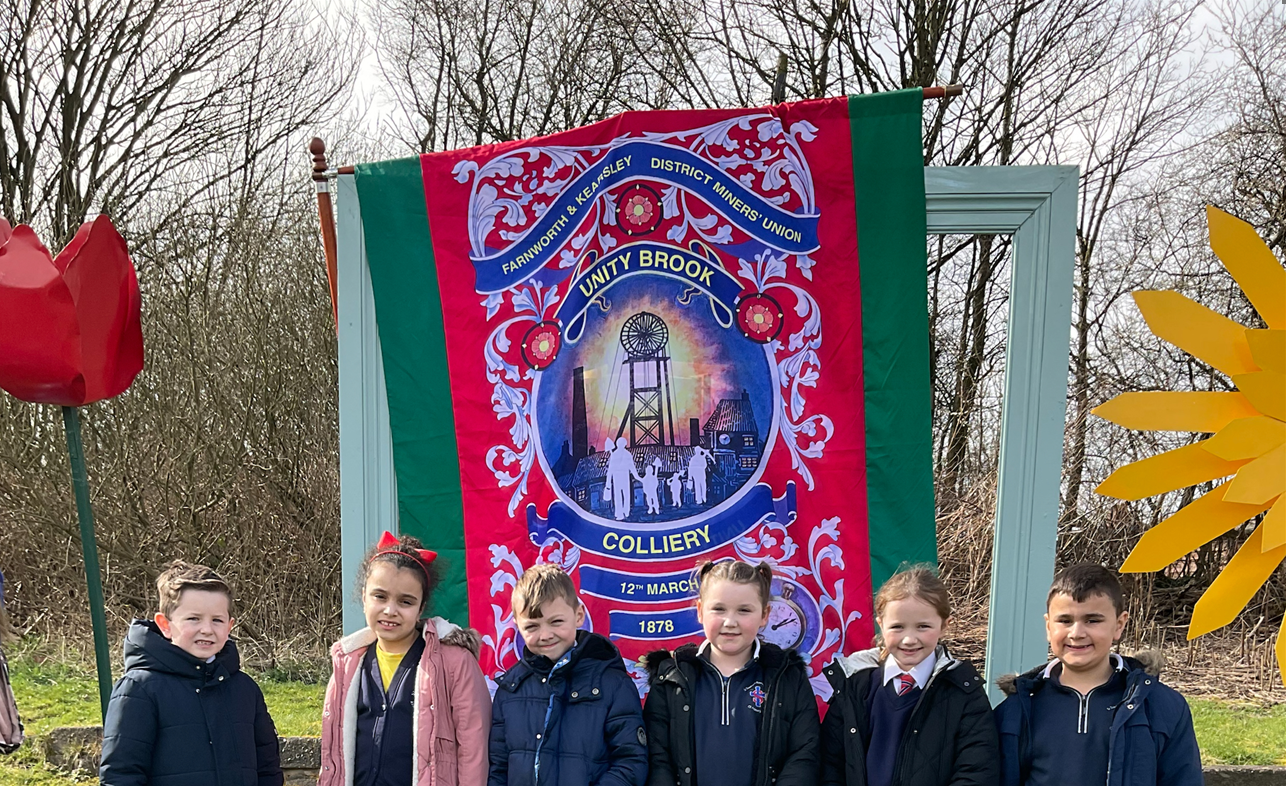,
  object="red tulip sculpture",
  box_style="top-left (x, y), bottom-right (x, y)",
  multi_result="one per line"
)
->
top-left (0, 215), bottom-right (144, 717)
